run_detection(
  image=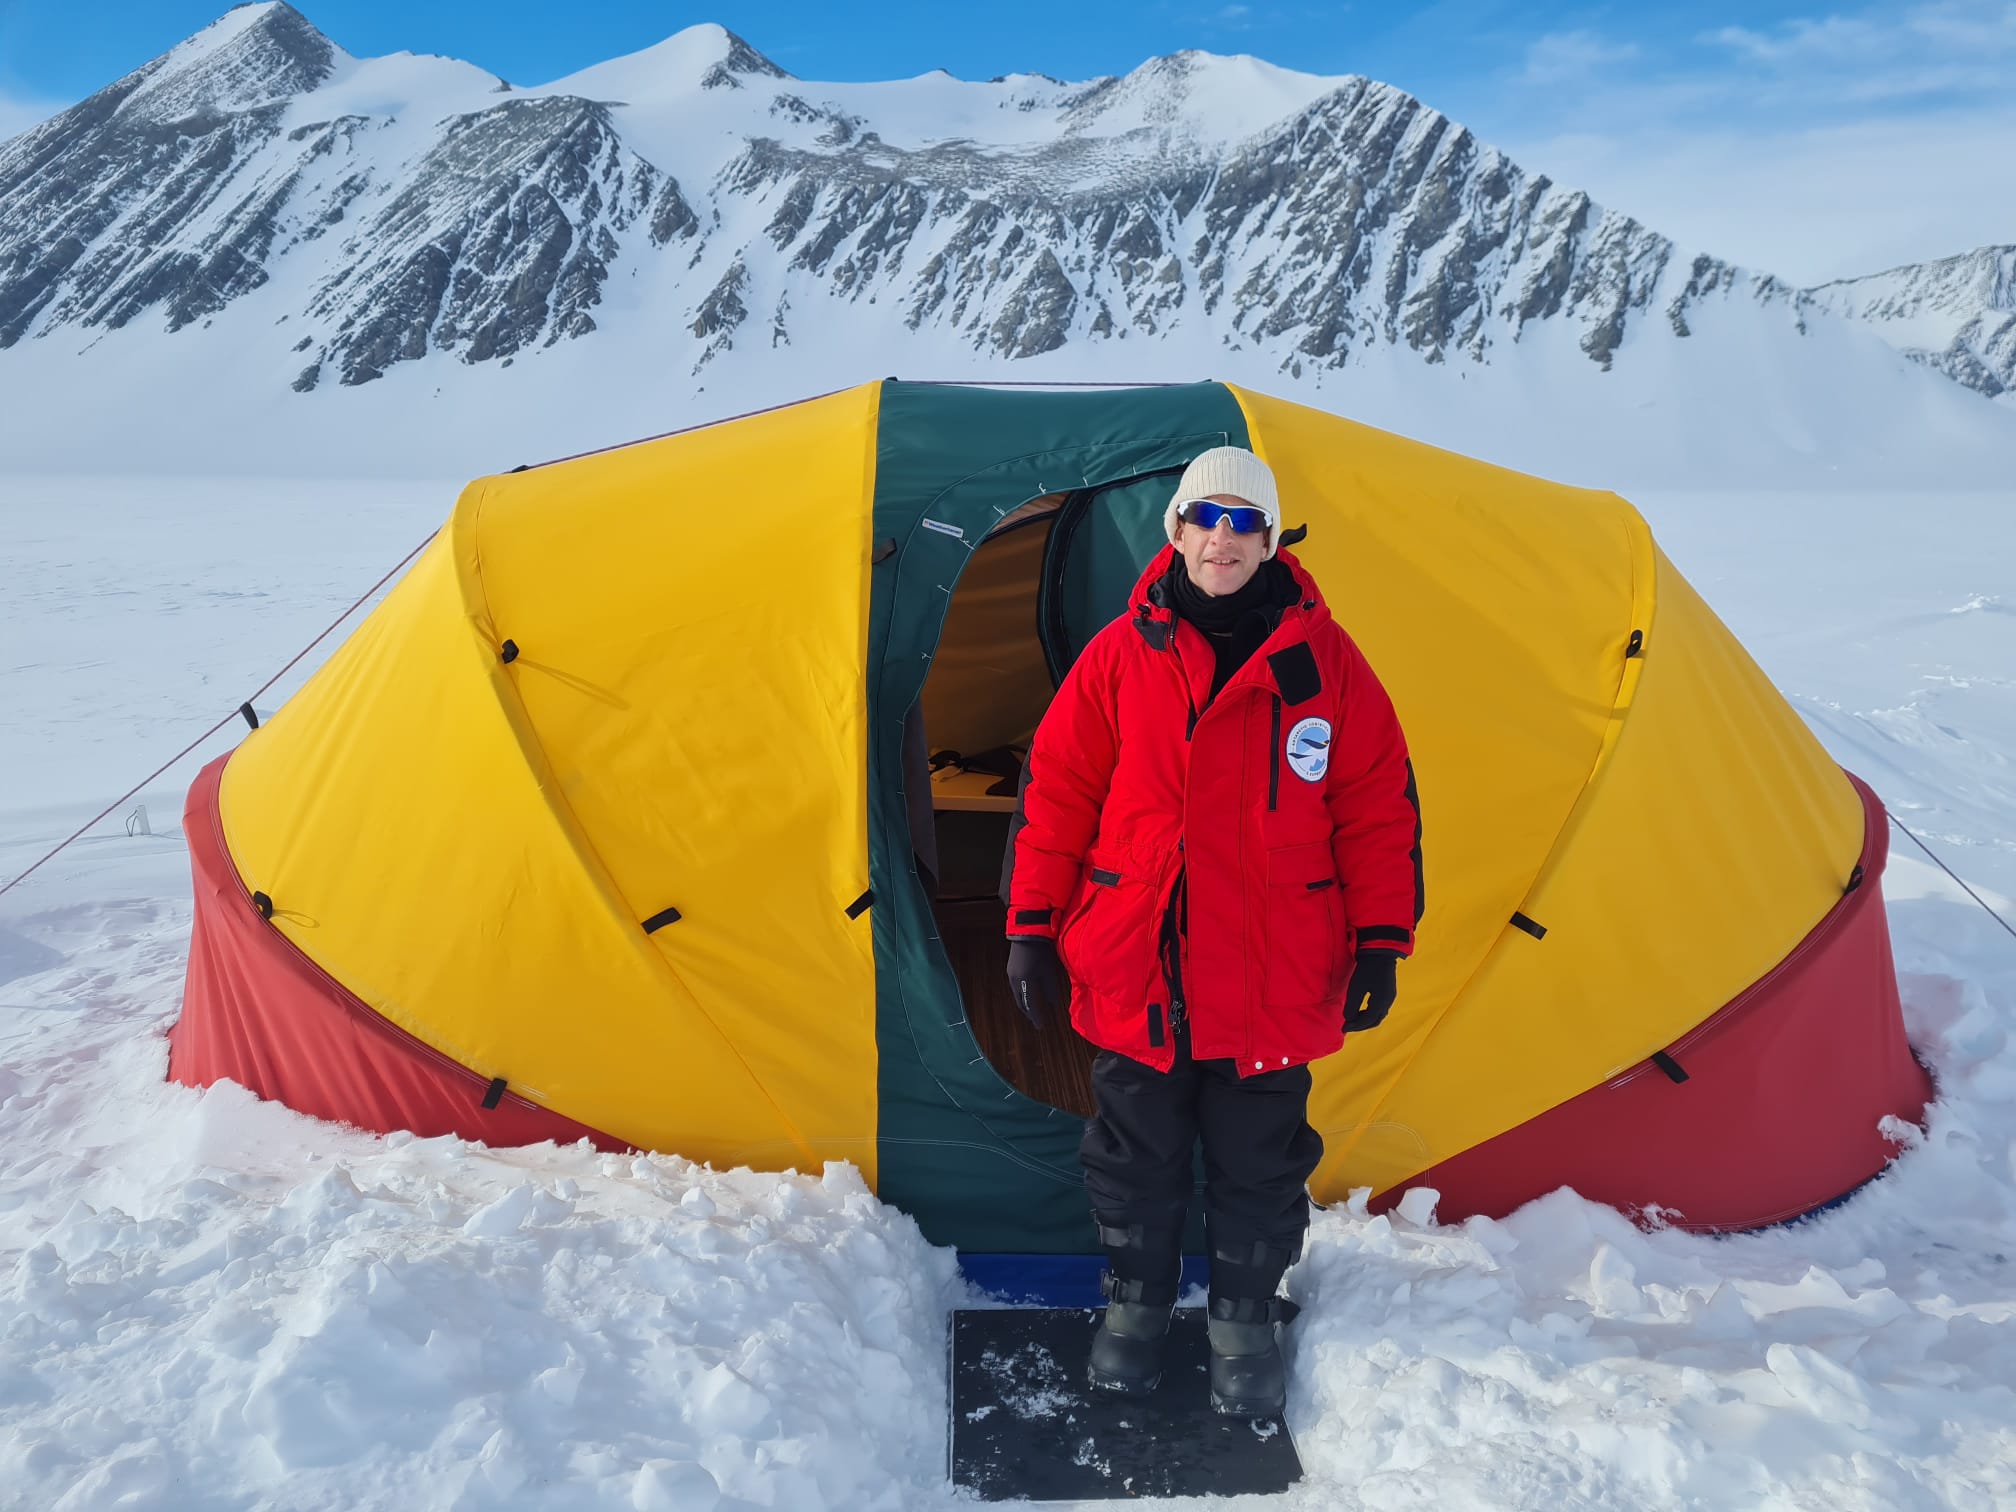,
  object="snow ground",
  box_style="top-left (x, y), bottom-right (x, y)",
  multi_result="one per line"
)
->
top-left (2, 474), bottom-right (2014, 1509)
